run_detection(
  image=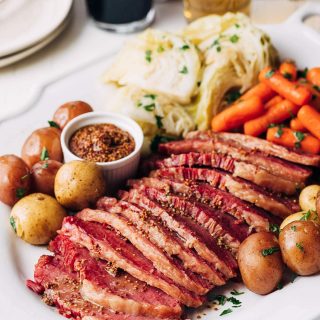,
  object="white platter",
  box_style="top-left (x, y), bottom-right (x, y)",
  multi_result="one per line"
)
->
top-left (1, 3), bottom-right (320, 320)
